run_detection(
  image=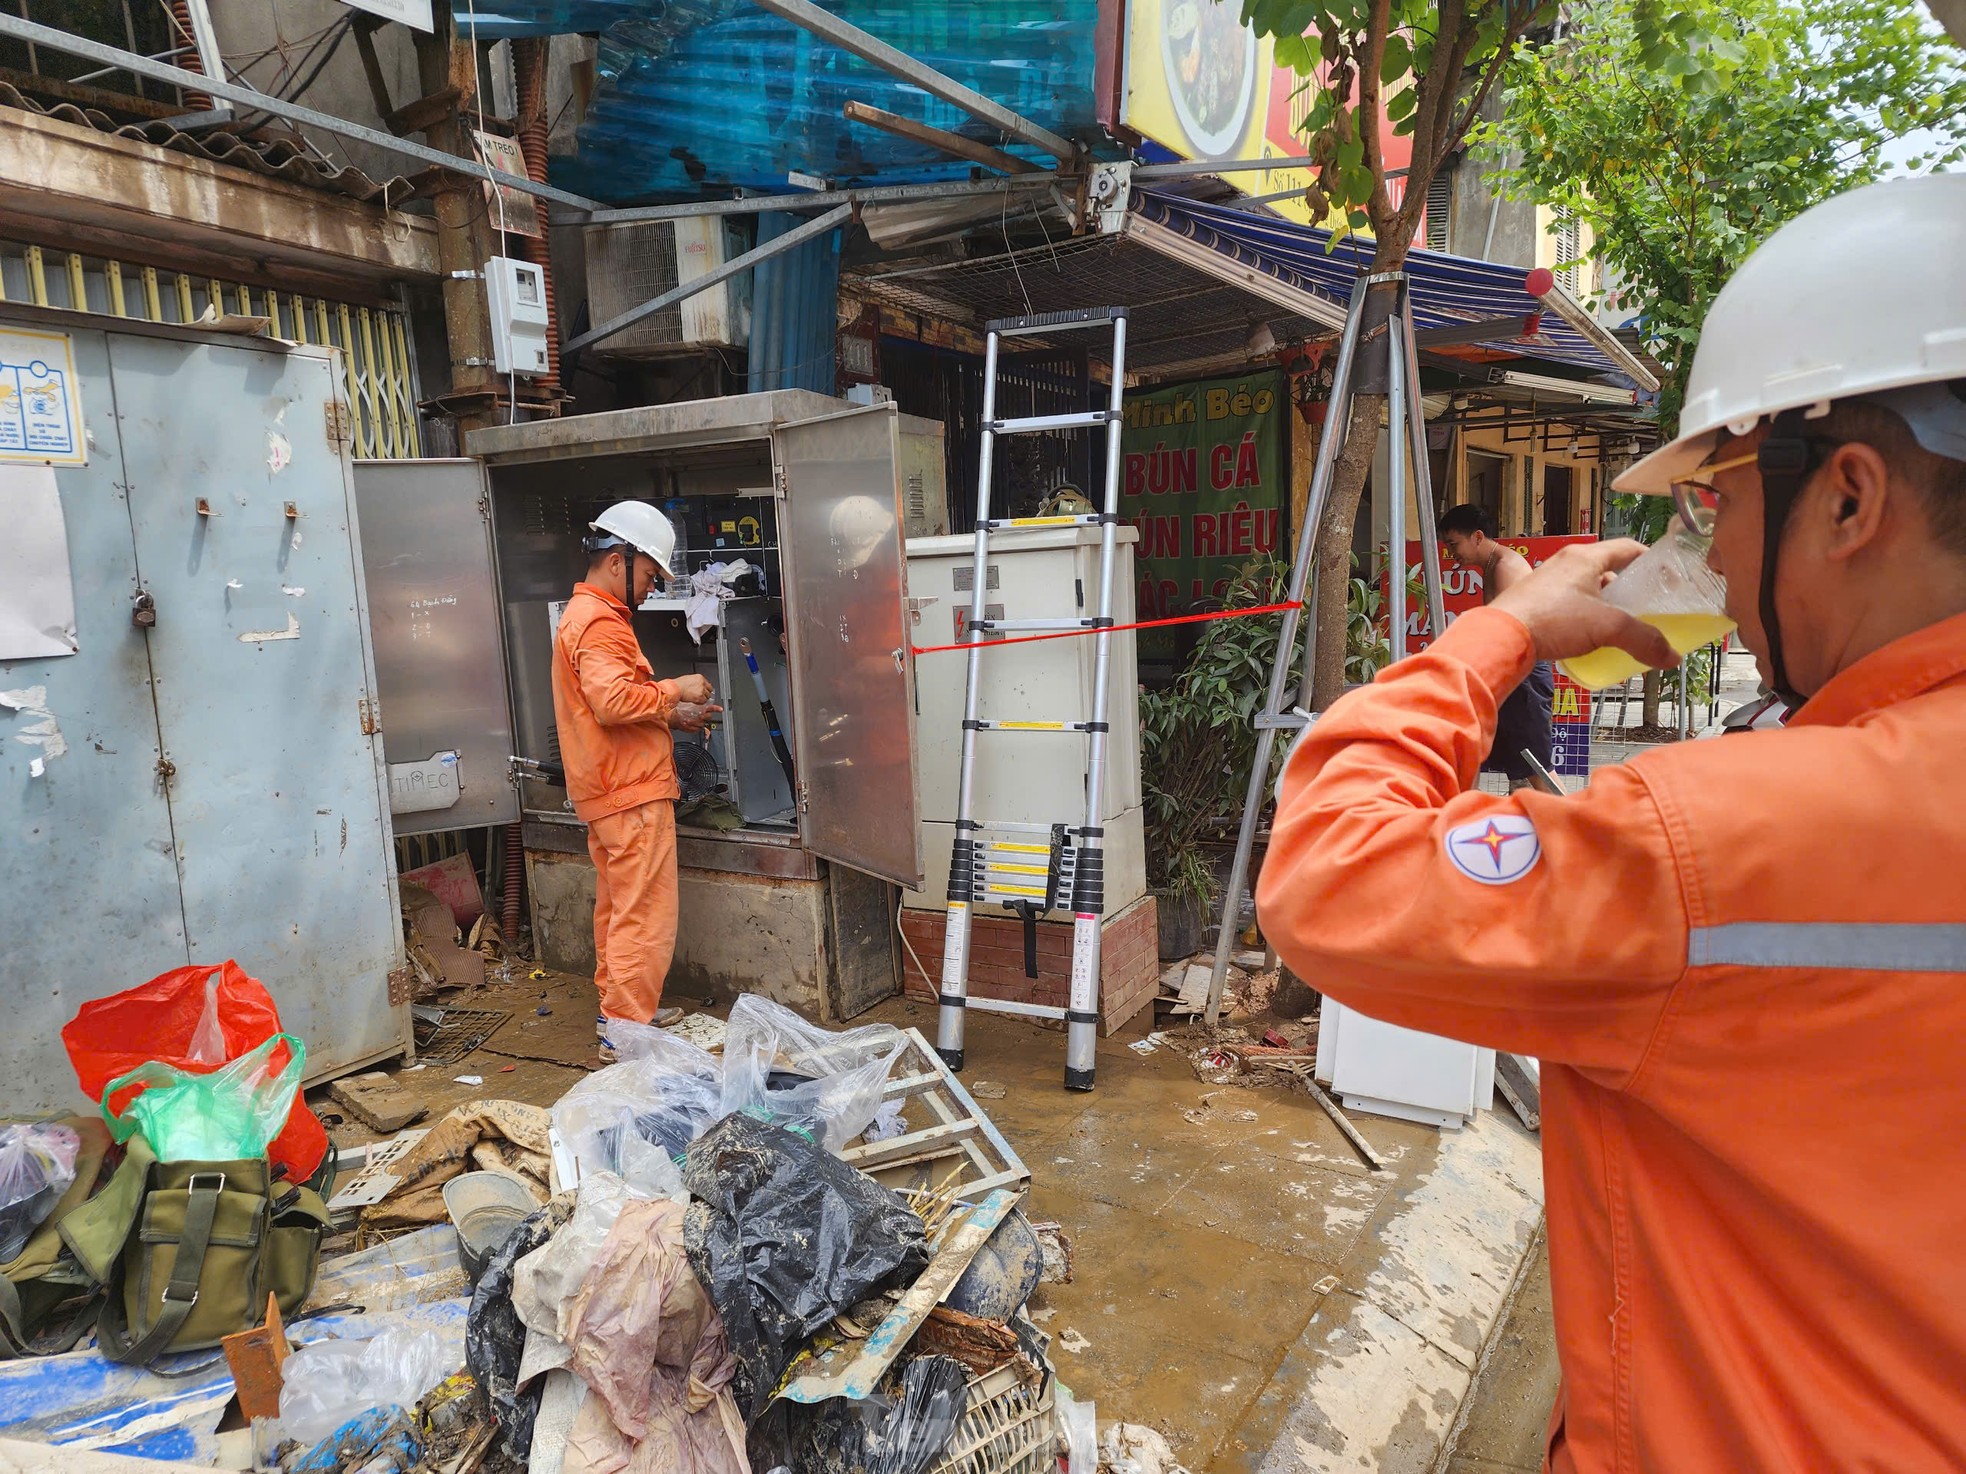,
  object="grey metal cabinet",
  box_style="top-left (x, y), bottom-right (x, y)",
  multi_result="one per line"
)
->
top-left (0, 309), bottom-right (406, 1115)
top-left (351, 460), bottom-right (519, 835)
